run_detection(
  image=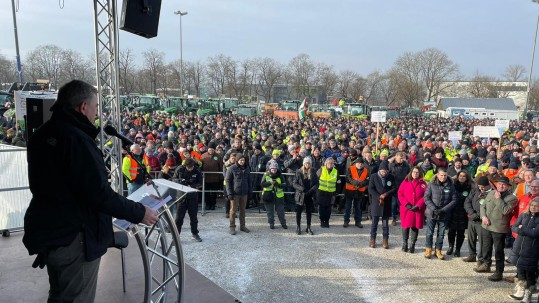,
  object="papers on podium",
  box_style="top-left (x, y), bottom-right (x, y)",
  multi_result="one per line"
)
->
top-left (113, 195), bottom-right (172, 232)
